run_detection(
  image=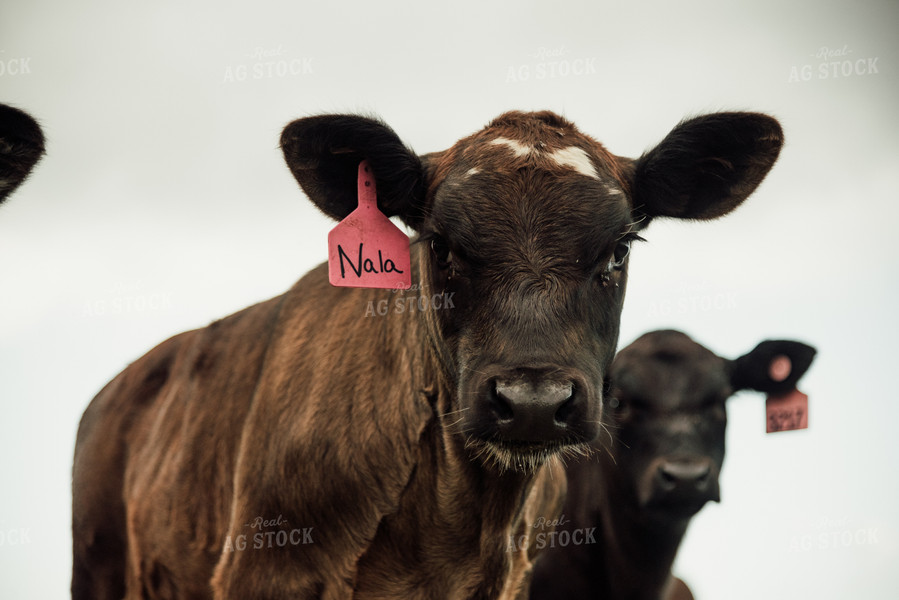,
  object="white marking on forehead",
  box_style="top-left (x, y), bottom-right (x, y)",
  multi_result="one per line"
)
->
top-left (465, 167), bottom-right (480, 177)
top-left (605, 185), bottom-right (624, 196)
top-left (488, 137), bottom-right (533, 158)
top-left (548, 146), bottom-right (600, 180)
